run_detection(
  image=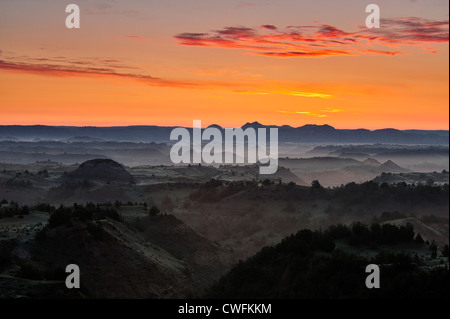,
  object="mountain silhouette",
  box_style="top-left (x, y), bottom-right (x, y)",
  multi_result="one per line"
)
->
top-left (241, 121), bottom-right (269, 130)
top-left (0, 124), bottom-right (448, 144)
